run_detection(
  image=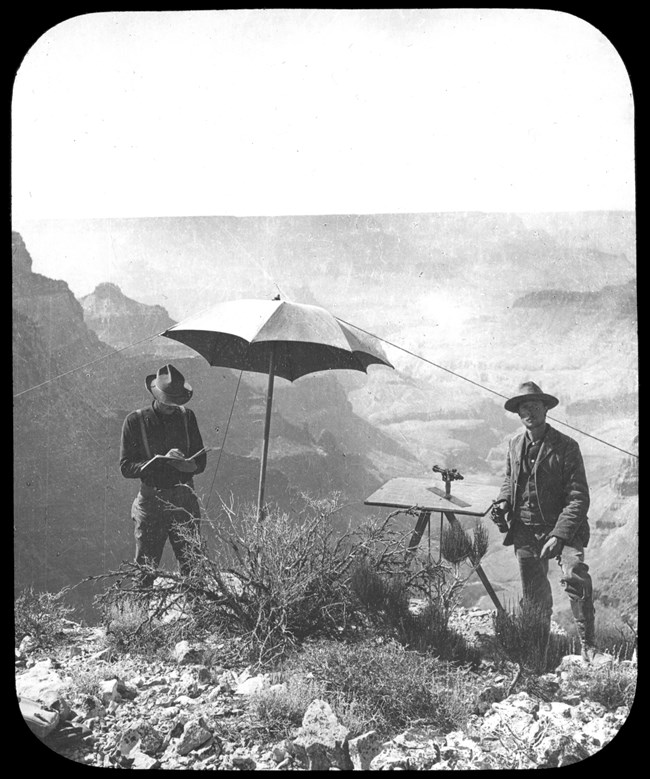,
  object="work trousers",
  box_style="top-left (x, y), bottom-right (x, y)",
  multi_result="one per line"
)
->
top-left (512, 521), bottom-right (595, 641)
top-left (132, 482), bottom-right (202, 588)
